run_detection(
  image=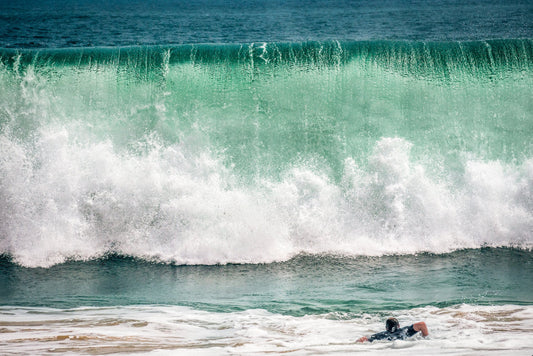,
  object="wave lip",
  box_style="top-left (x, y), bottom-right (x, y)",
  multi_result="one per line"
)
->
top-left (1, 39), bottom-right (533, 78)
